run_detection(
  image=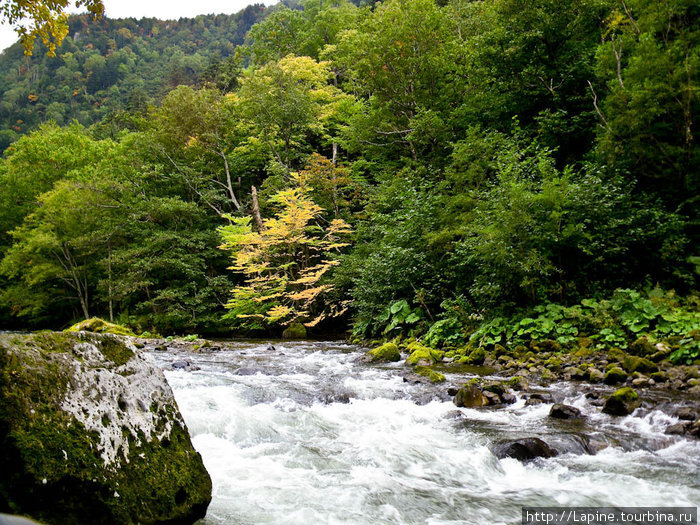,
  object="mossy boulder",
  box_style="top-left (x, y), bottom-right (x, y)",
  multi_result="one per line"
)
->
top-left (603, 366), bottom-right (628, 385)
top-left (67, 317), bottom-right (135, 337)
top-left (0, 332), bottom-right (211, 525)
top-left (464, 347), bottom-right (485, 365)
top-left (544, 357), bottom-right (563, 370)
top-left (602, 387), bottom-right (641, 416)
top-left (607, 348), bottom-right (627, 363)
top-left (621, 355), bottom-right (658, 374)
top-left (628, 336), bottom-right (655, 356)
top-left (365, 342), bottom-right (400, 363)
top-left (453, 383), bottom-right (489, 408)
top-left (588, 368), bottom-right (604, 383)
top-left (414, 366), bottom-right (446, 383)
top-left (282, 322), bottom-right (307, 339)
top-left (405, 343), bottom-right (444, 367)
